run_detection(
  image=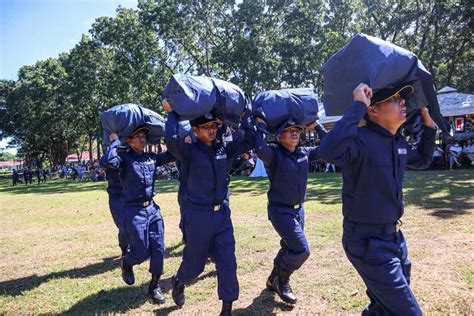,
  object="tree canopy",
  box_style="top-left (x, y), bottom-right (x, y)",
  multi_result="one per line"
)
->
top-left (1, 0), bottom-right (472, 166)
